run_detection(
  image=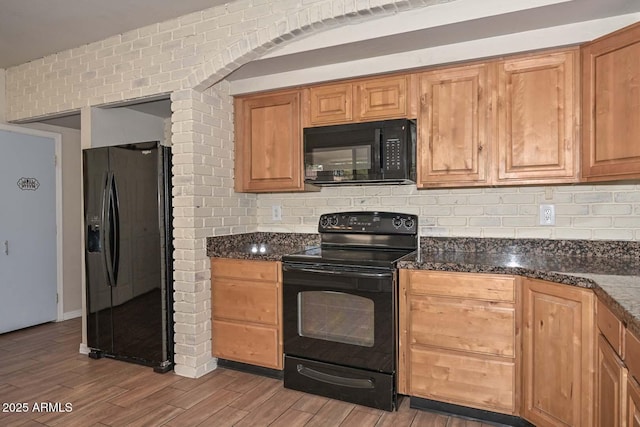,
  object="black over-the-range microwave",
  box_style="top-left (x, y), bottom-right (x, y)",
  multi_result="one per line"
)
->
top-left (303, 118), bottom-right (416, 185)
